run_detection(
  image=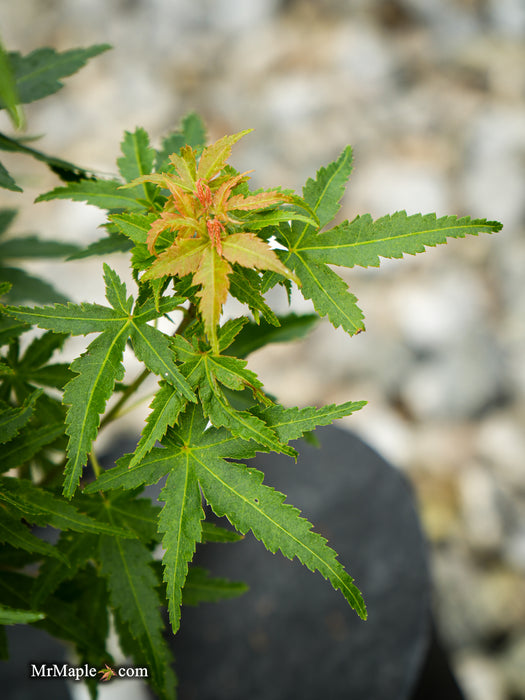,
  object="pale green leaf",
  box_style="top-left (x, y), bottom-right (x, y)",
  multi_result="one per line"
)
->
top-left (196, 129), bottom-right (251, 181)
top-left (222, 232), bottom-right (299, 283)
top-left (193, 246), bottom-right (232, 352)
top-left (239, 208), bottom-right (317, 231)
